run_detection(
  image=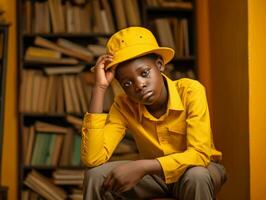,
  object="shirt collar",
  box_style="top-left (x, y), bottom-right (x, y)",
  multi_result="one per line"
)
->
top-left (138, 73), bottom-right (184, 121)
